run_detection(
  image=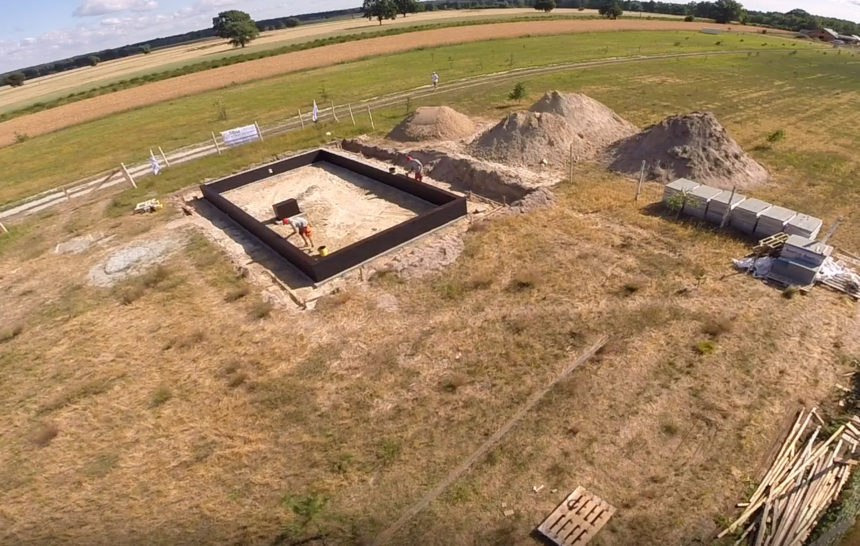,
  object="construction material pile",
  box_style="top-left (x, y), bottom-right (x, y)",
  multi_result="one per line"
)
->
top-left (387, 106), bottom-right (476, 142)
top-left (470, 91), bottom-right (636, 167)
top-left (608, 111), bottom-right (768, 189)
top-left (718, 409), bottom-right (860, 545)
